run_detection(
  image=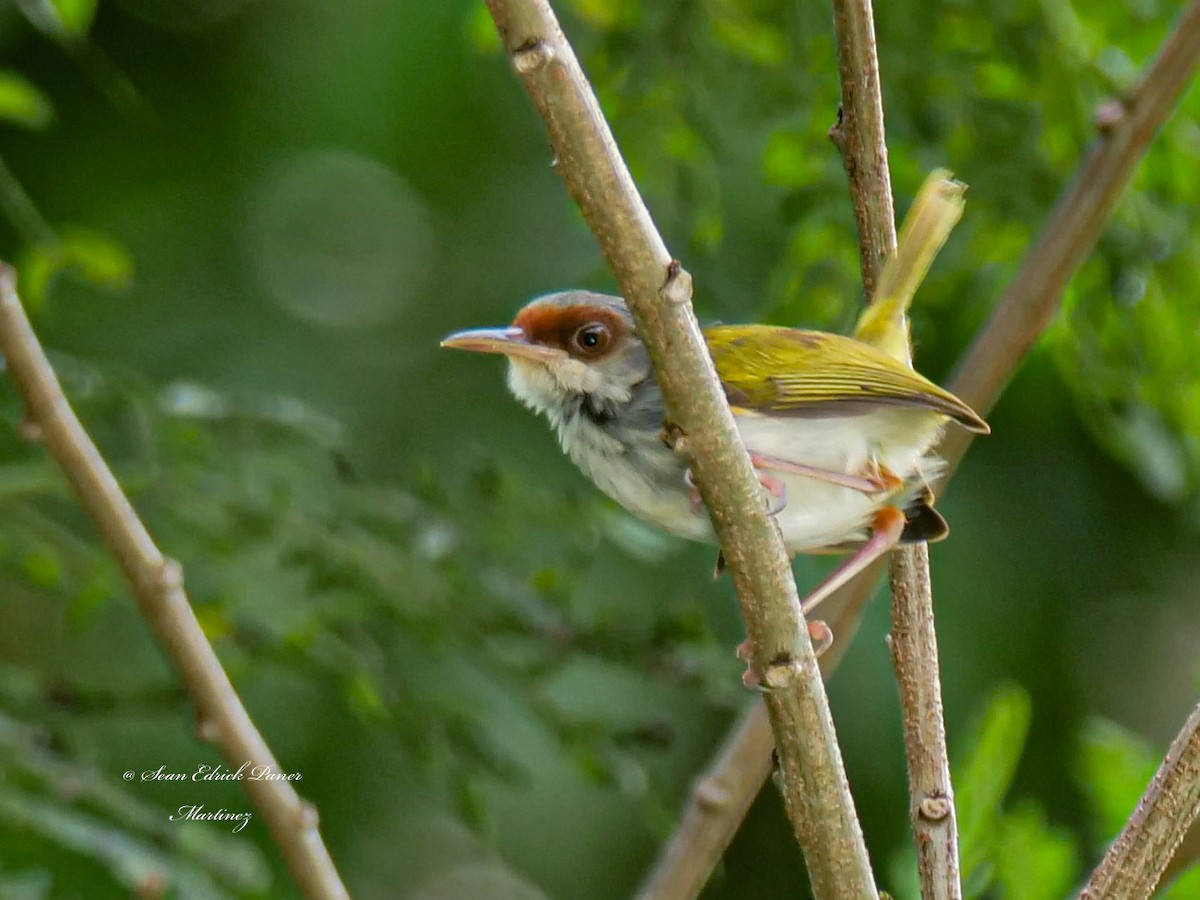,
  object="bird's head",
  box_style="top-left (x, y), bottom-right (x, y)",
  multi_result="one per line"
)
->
top-left (441, 291), bottom-right (653, 417)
